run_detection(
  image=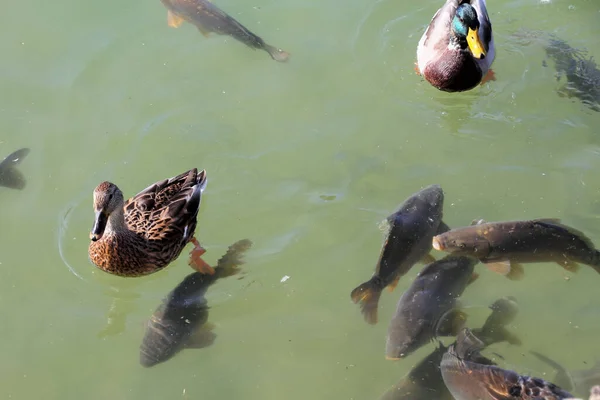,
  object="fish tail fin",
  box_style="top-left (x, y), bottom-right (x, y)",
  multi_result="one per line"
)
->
top-left (264, 44), bottom-right (290, 62)
top-left (215, 239), bottom-right (253, 279)
top-left (350, 279), bottom-right (382, 325)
